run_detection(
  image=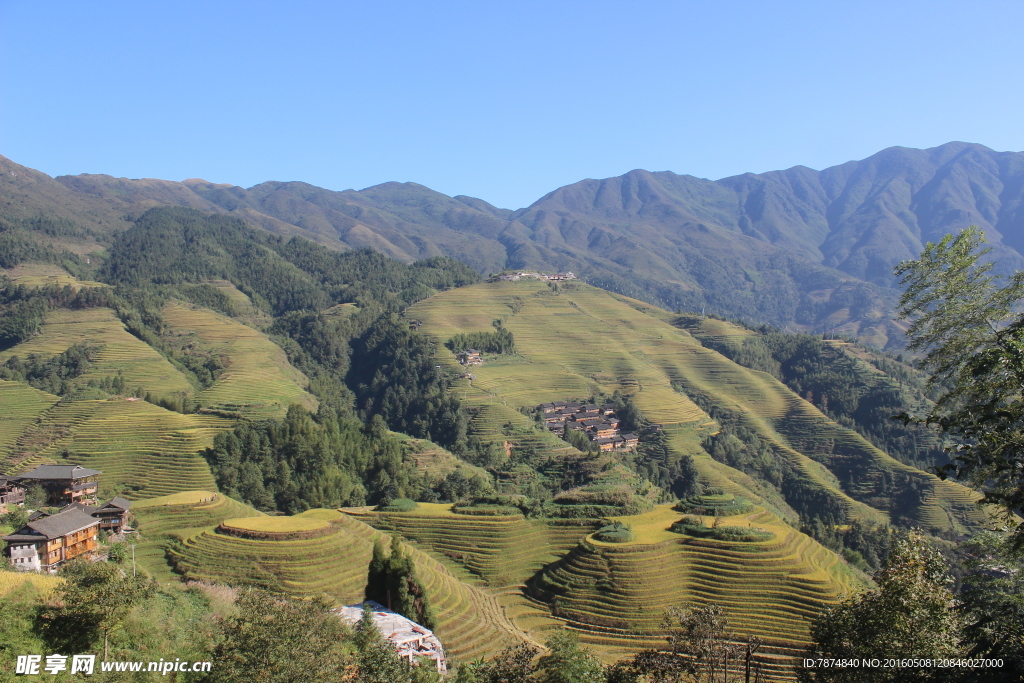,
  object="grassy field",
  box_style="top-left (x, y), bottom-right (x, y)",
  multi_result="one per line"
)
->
top-left (353, 505), bottom-right (599, 588)
top-left (162, 301), bottom-right (317, 420)
top-left (220, 514), bottom-right (333, 534)
top-left (528, 503), bottom-right (859, 679)
top-left (0, 307), bottom-right (195, 400)
top-left (359, 501), bottom-right (855, 679)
